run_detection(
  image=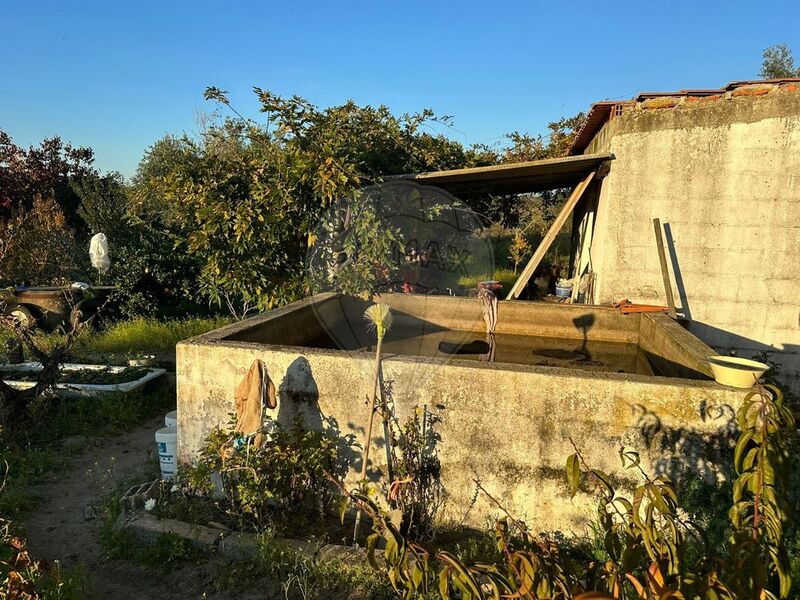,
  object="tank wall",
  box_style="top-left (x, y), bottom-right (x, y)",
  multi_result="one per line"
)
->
top-left (177, 334), bottom-right (742, 532)
top-left (377, 293), bottom-right (642, 343)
